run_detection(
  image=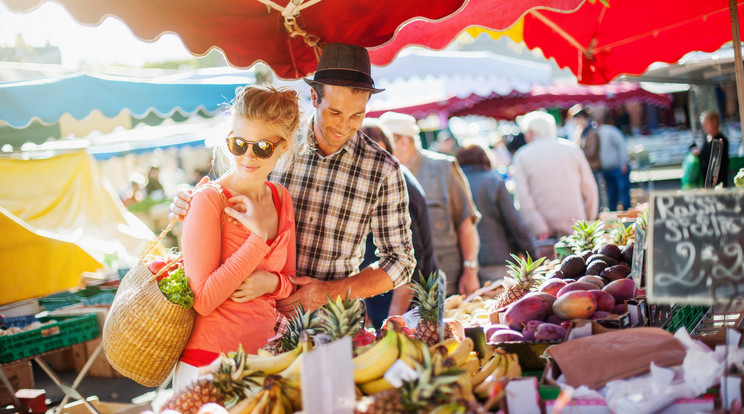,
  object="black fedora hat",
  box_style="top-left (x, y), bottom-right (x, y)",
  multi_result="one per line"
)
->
top-left (304, 43), bottom-right (384, 94)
